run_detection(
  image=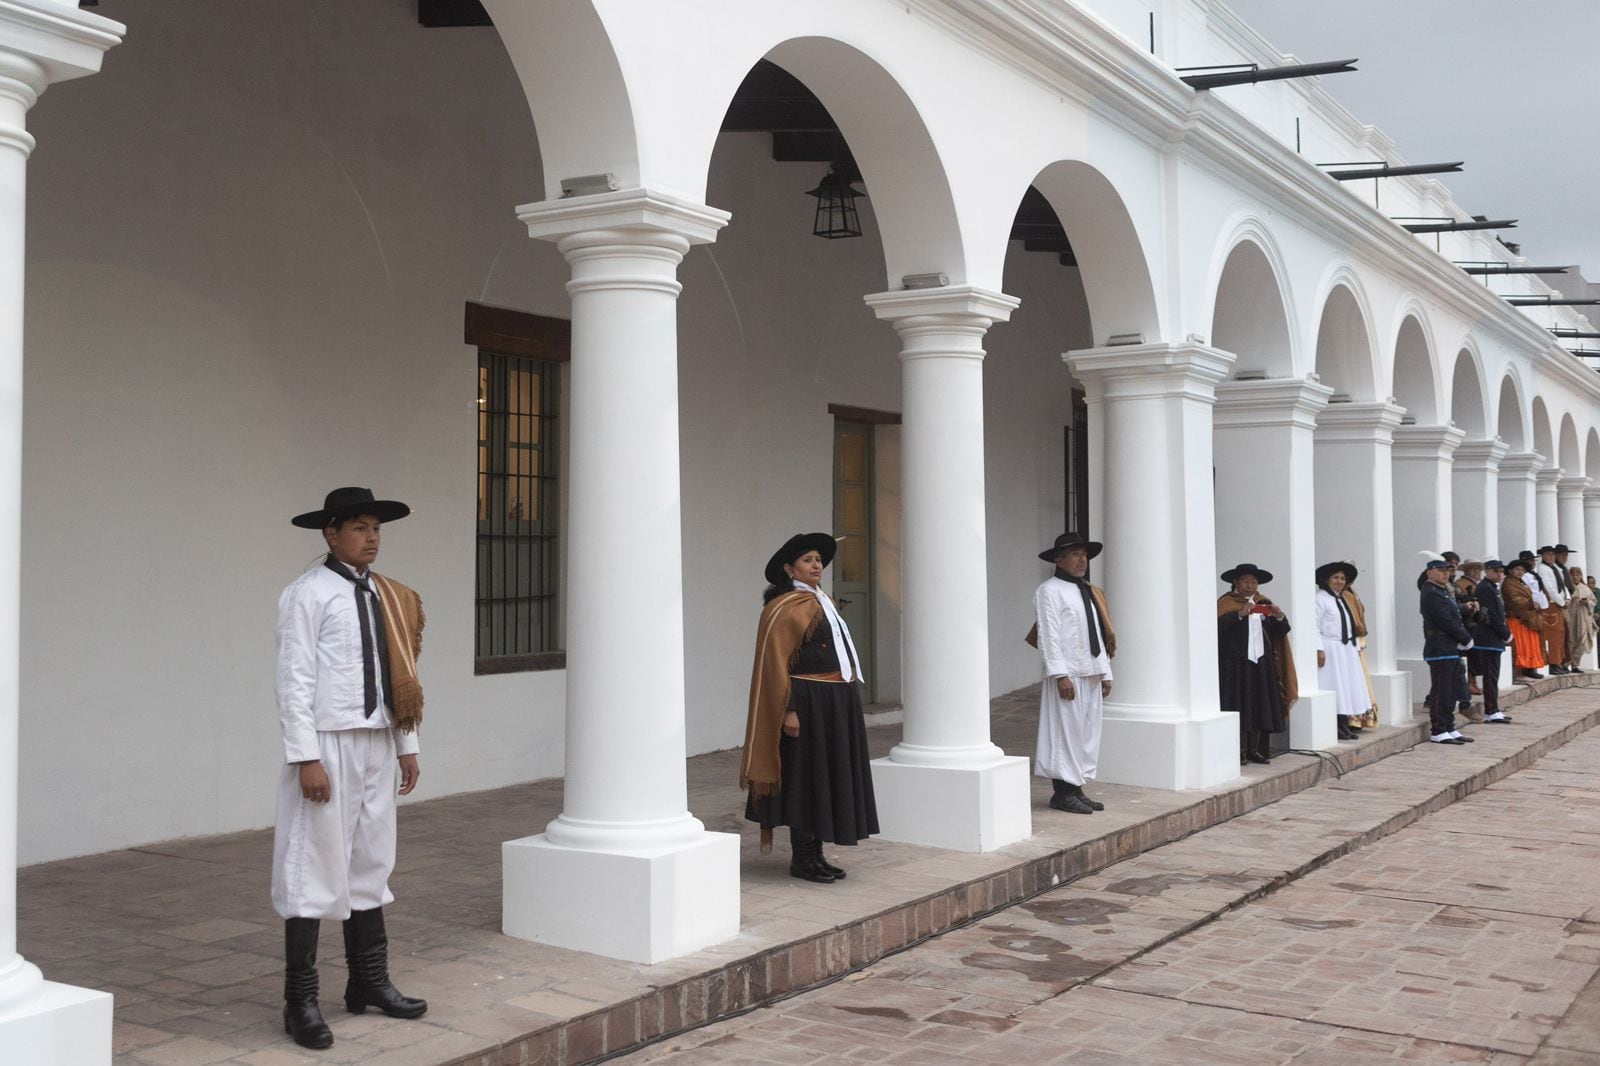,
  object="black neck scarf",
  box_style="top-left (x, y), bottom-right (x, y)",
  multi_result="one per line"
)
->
top-left (323, 555), bottom-right (392, 716)
top-left (1054, 568), bottom-right (1105, 658)
top-left (1324, 586), bottom-right (1355, 645)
